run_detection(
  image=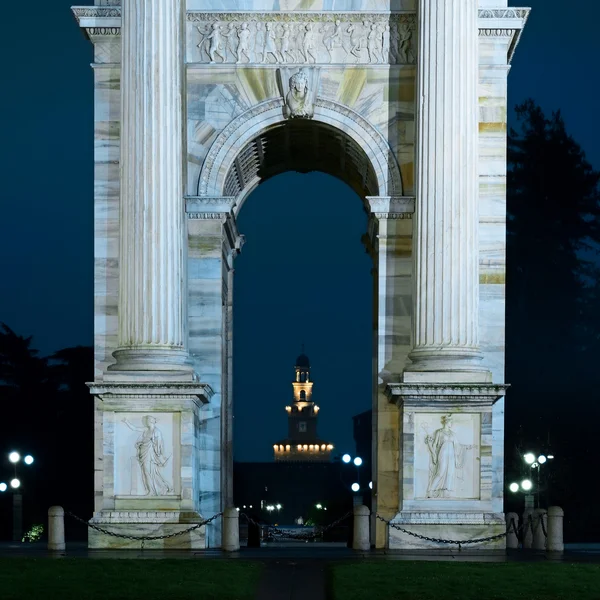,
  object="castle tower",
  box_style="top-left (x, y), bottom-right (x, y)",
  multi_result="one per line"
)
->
top-left (273, 350), bottom-right (333, 462)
